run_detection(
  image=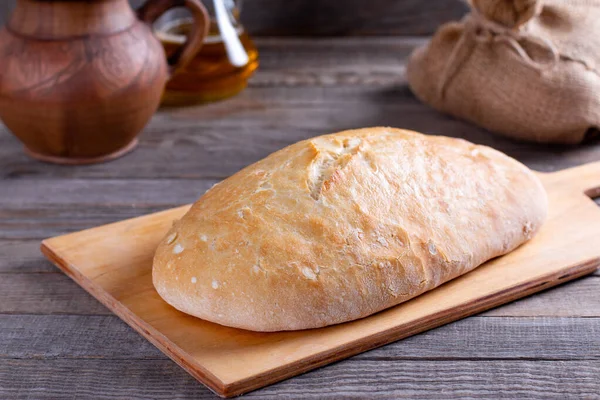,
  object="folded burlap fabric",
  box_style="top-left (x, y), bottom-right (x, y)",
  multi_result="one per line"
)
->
top-left (407, 0), bottom-right (600, 144)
